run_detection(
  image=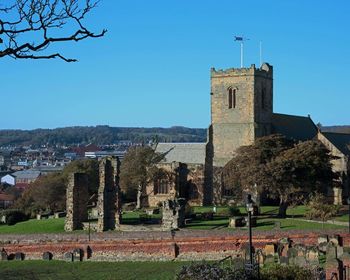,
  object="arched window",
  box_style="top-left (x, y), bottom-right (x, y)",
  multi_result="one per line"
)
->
top-left (228, 88), bottom-right (236, 109)
top-left (154, 179), bottom-right (169, 195)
